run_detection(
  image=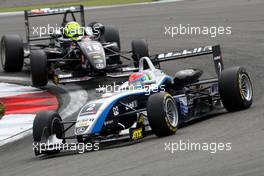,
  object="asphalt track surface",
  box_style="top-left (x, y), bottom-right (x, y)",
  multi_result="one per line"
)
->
top-left (1, 0), bottom-right (264, 175)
